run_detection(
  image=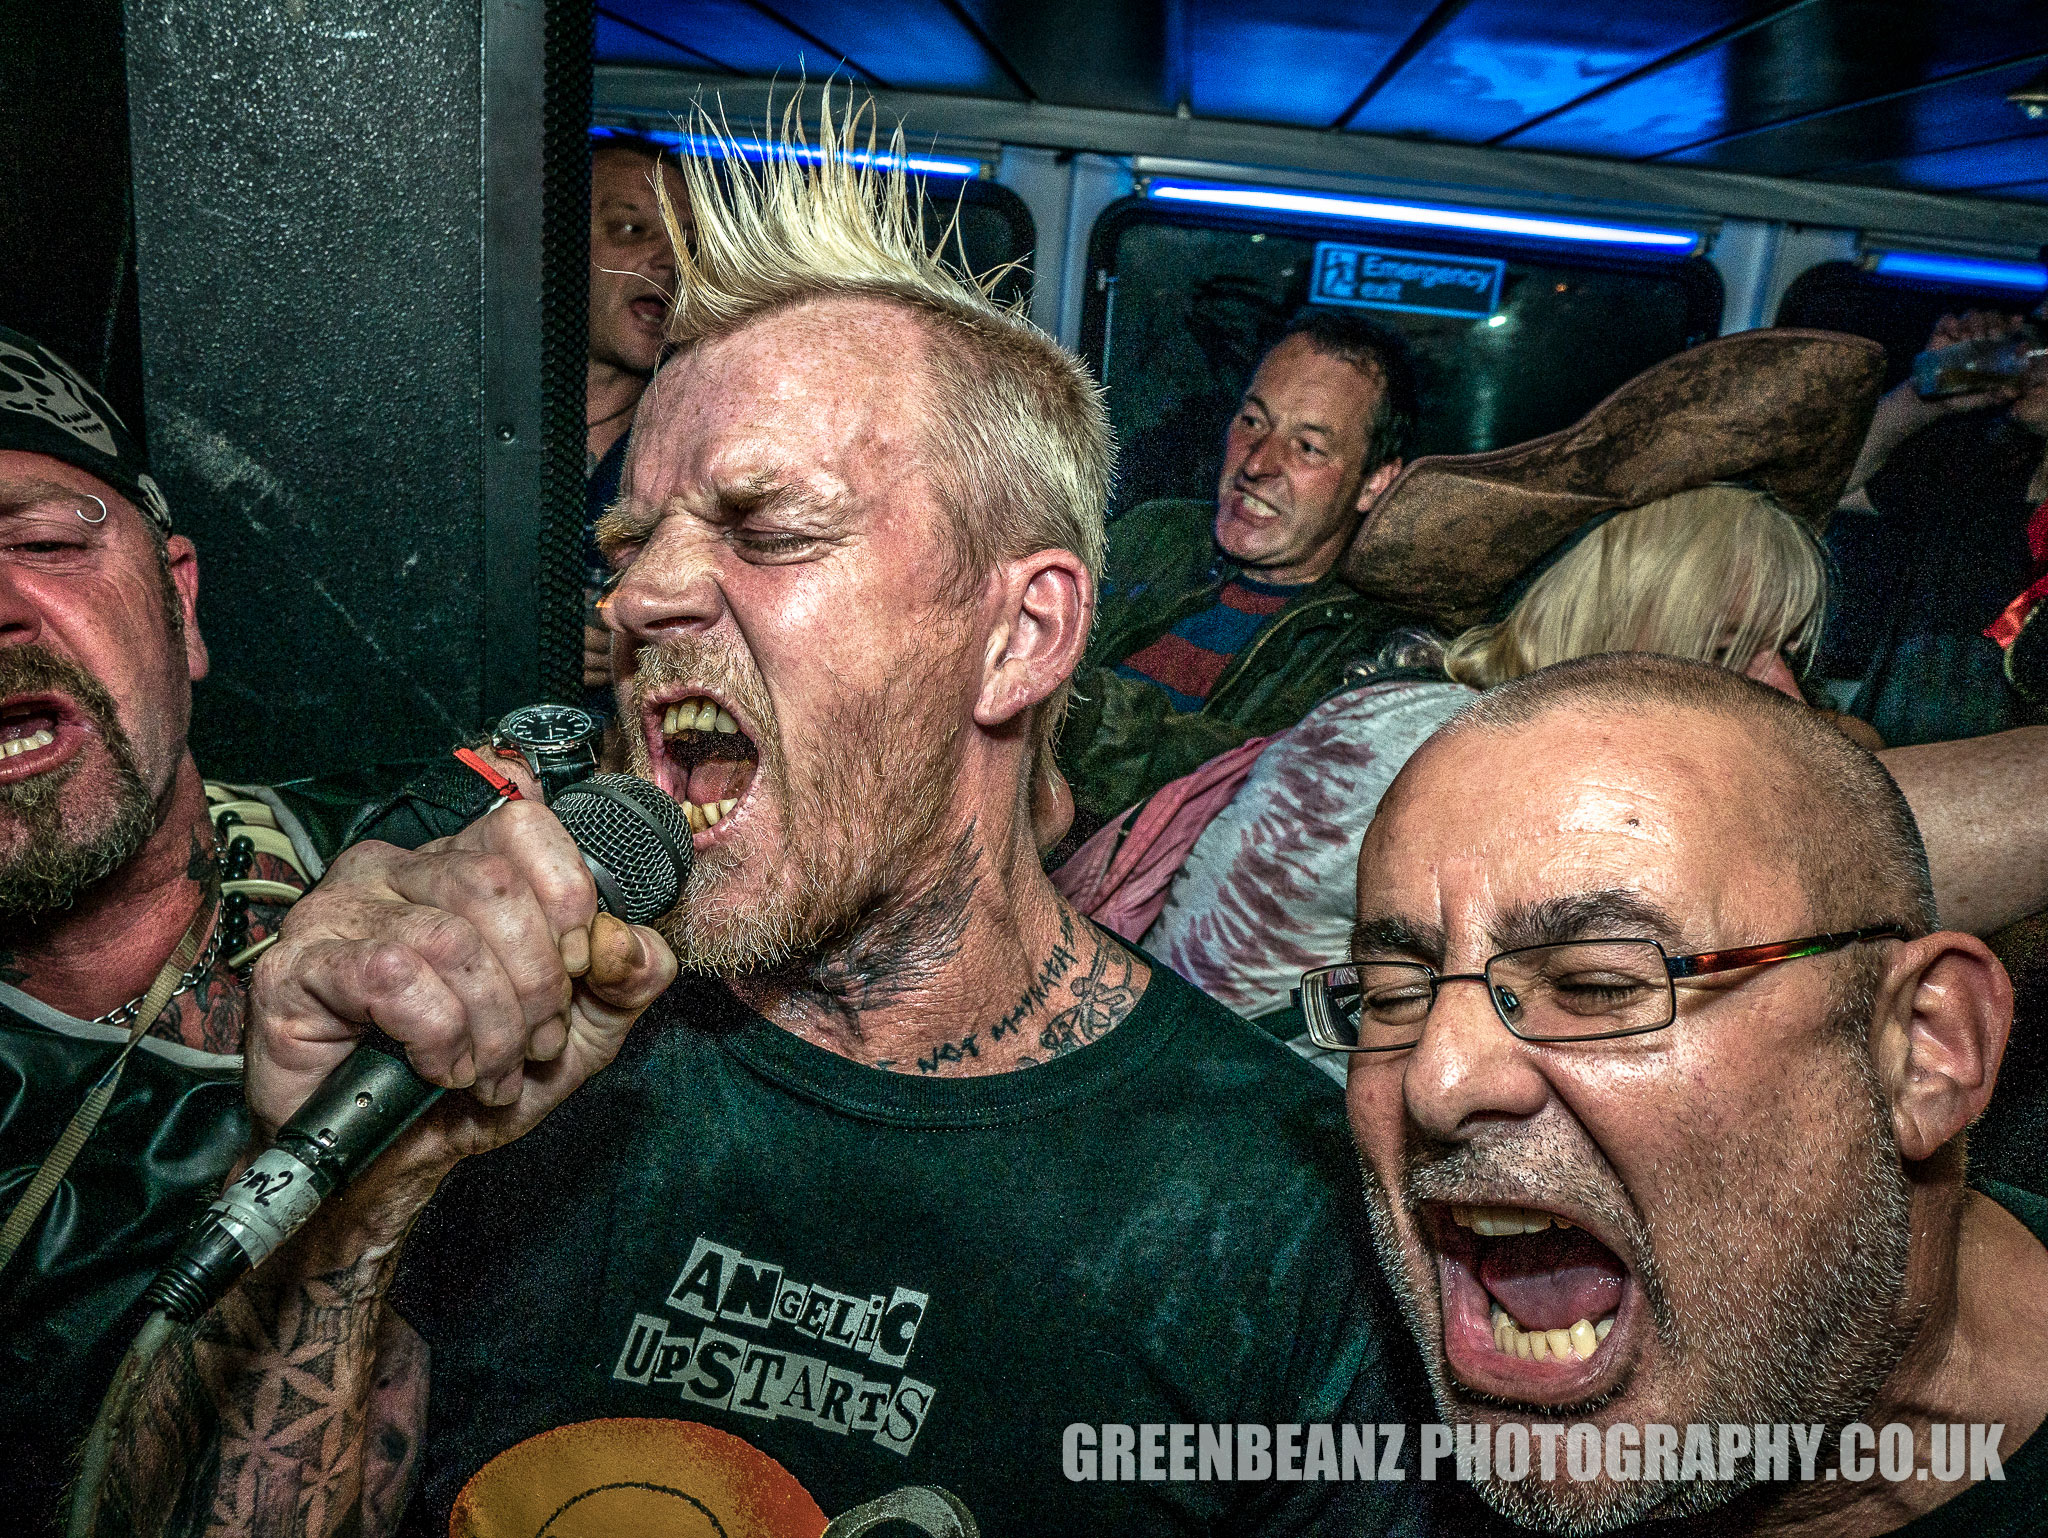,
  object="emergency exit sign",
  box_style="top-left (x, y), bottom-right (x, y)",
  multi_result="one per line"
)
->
top-left (1310, 241), bottom-right (1505, 320)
